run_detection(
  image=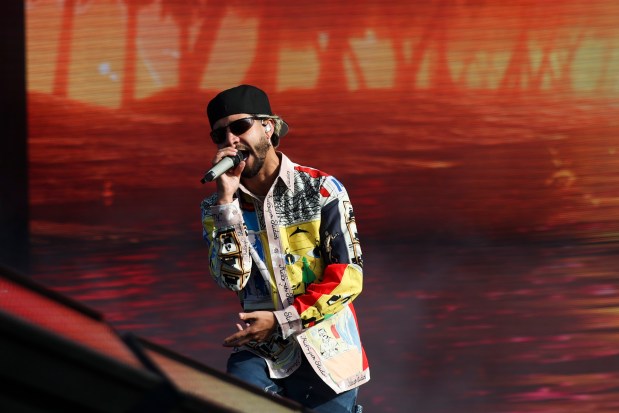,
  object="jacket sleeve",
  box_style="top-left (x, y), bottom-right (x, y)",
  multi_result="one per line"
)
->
top-left (274, 176), bottom-right (364, 337)
top-left (201, 197), bottom-right (253, 291)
